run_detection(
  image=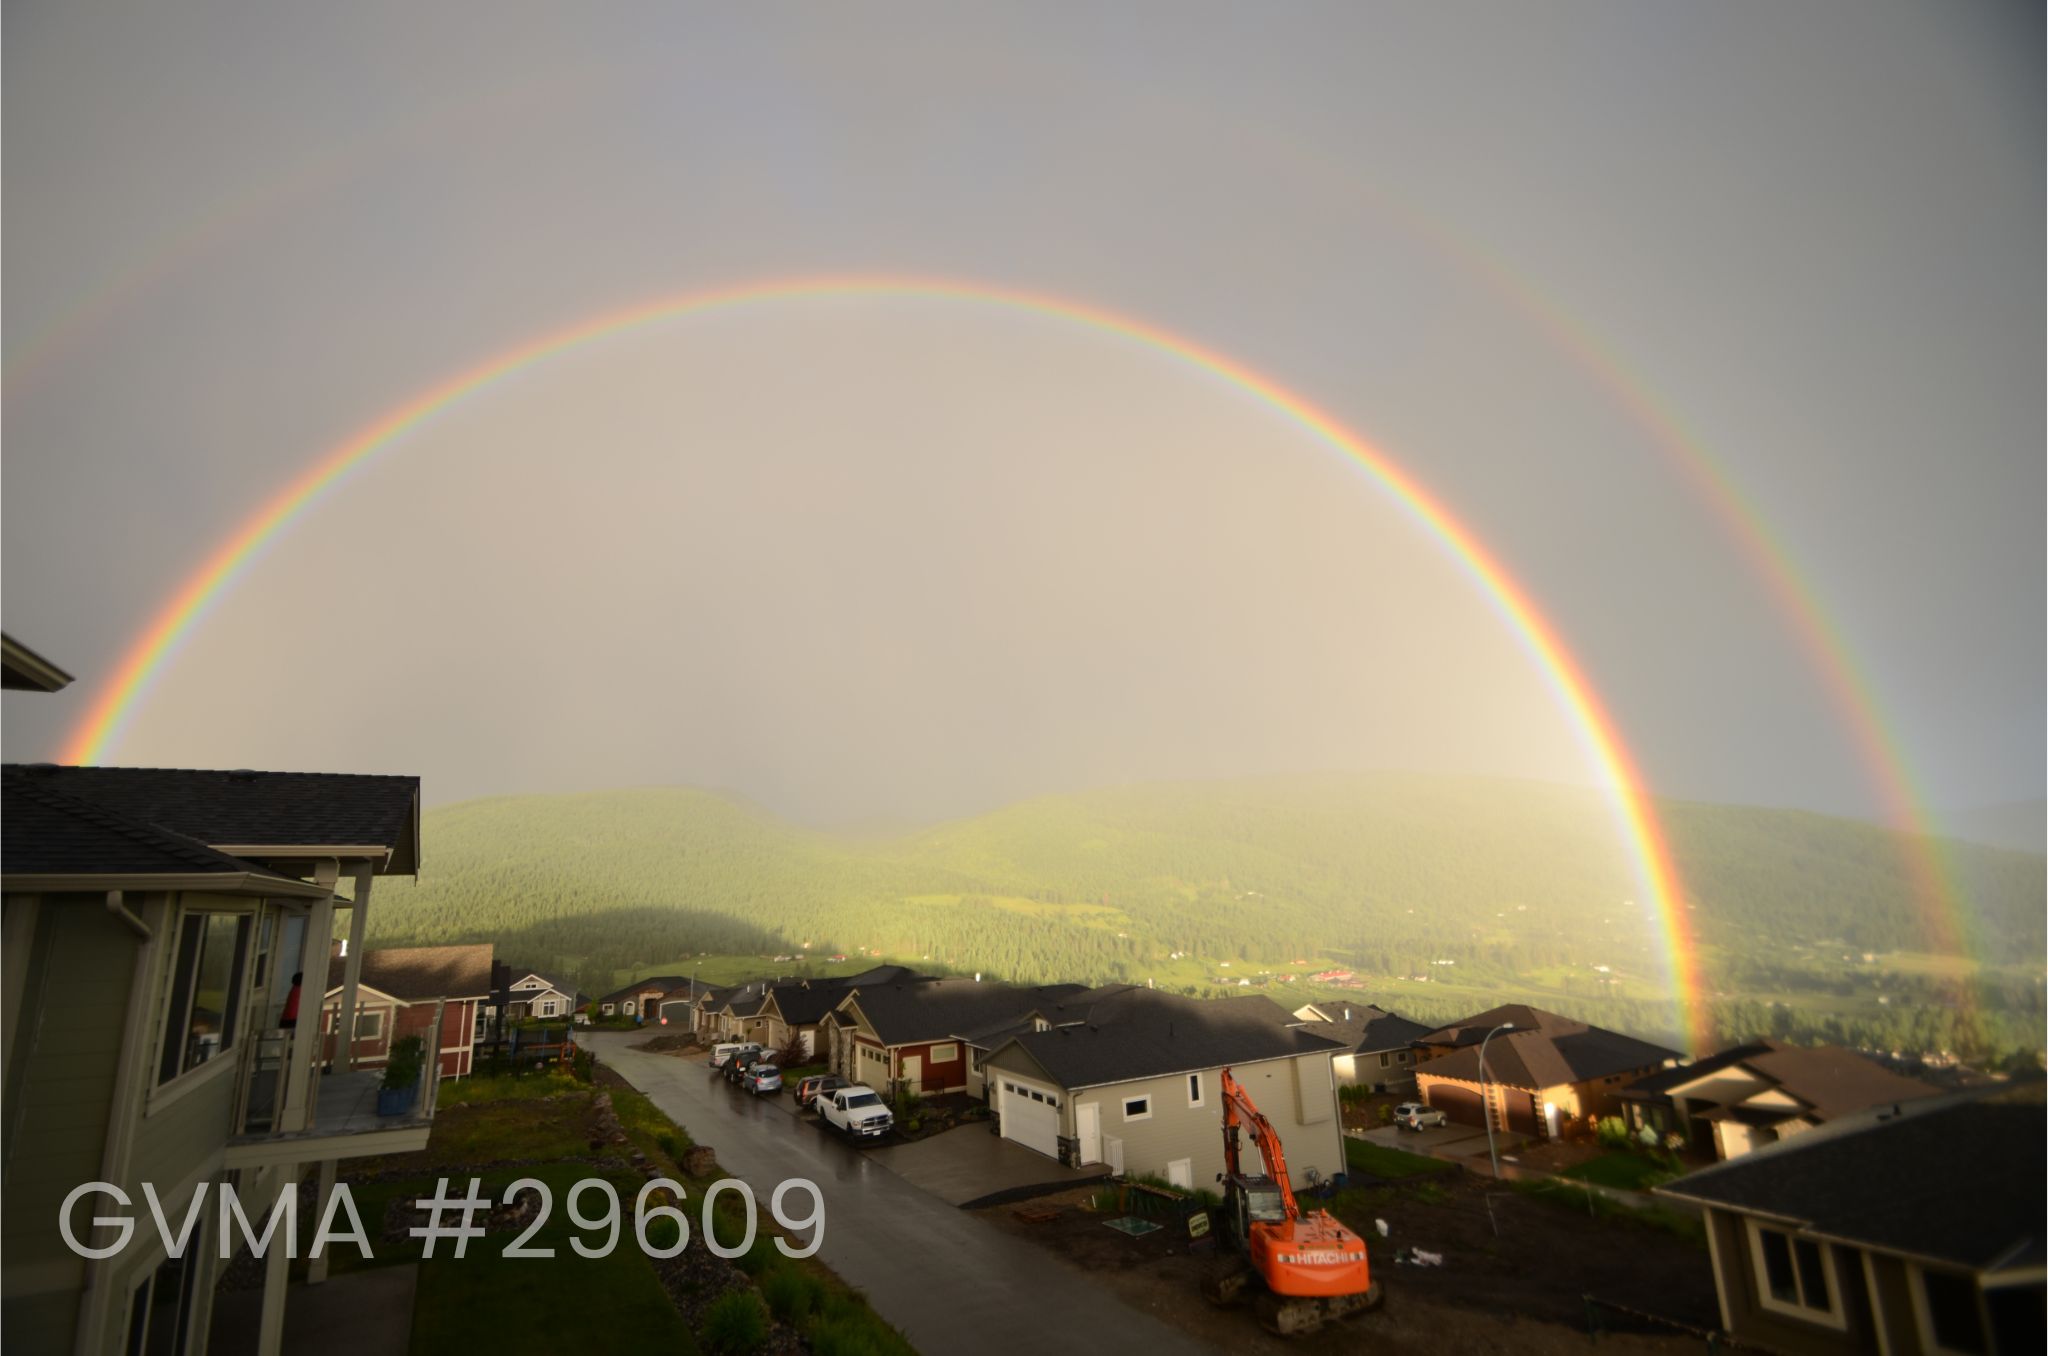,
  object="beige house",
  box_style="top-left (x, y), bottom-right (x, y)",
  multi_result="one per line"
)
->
top-left (1619, 1039), bottom-right (1940, 1161)
top-left (3, 762), bottom-right (426, 1356)
top-left (980, 990), bottom-right (1348, 1191)
top-left (1292, 1002), bottom-right (1431, 1091)
top-left (1658, 1083), bottom-right (2043, 1355)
